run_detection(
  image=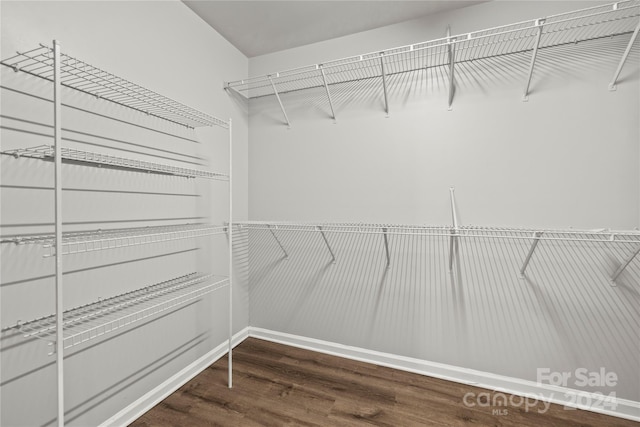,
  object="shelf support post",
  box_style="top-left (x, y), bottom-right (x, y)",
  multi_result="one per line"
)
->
top-left (447, 27), bottom-right (456, 111)
top-left (268, 75), bottom-right (291, 128)
top-left (380, 53), bottom-right (390, 116)
top-left (520, 232), bottom-right (543, 278)
top-left (317, 226), bottom-right (336, 263)
top-left (382, 227), bottom-right (391, 268)
top-left (609, 21), bottom-right (640, 91)
top-left (228, 118), bottom-right (233, 389)
top-left (611, 246), bottom-right (640, 283)
top-left (52, 39), bottom-right (65, 427)
top-left (319, 65), bottom-right (337, 122)
top-left (448, 187), bottom-right (459, 272)
top-left (268, 225), bottom-right (289, 259)
top-left (523, 19), bottom-right (545, 101)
